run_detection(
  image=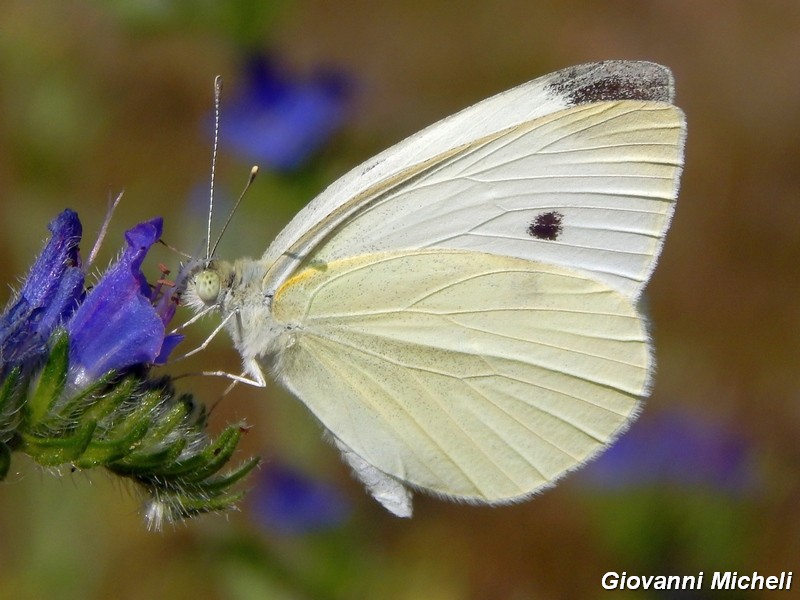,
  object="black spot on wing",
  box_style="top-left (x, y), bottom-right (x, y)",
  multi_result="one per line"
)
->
top-left (548, 61), bottom-right (674, 106)
top-left (528, 211), bottom-right (564, 241)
